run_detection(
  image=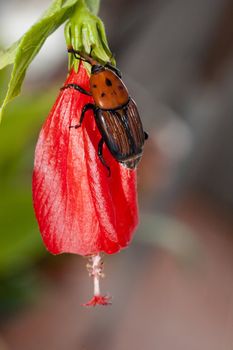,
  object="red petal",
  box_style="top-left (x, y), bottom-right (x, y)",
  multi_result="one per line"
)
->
top-left (32, 63), bottom-right (138, 256)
